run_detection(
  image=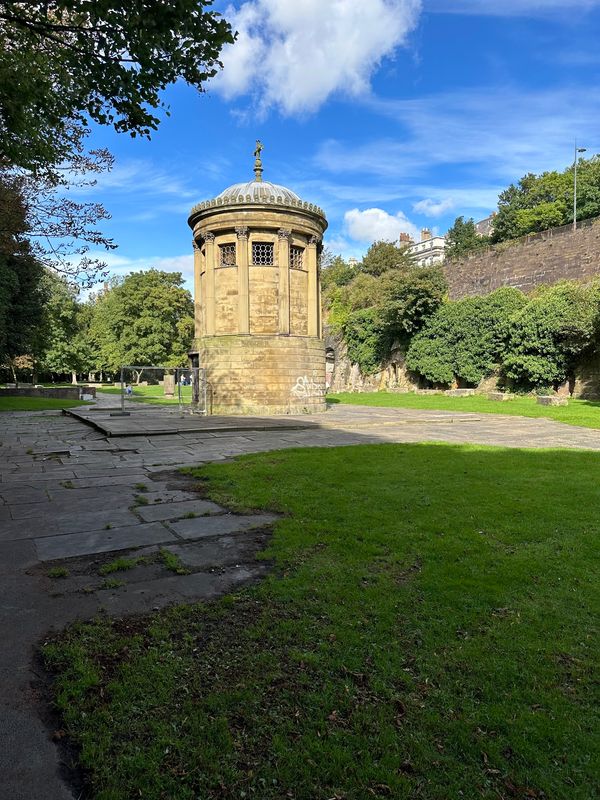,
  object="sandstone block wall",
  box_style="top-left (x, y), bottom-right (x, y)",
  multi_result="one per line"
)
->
top-left (196, 335), bottom-right (326, 415)
top-left (445, 216), bottom-right (600, 299)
